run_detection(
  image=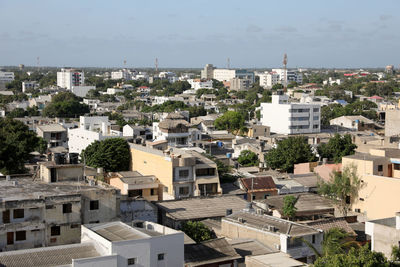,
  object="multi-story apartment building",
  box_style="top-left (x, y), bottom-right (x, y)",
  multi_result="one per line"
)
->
top-left (130, 144), bottom-right (222, 199)
top-left (152, 113), bottom-right (201, 147)
top-left (0, 71), bottom-right (14, 89)
top-left (22, 81), bottom-right (40, 93)
top-left (230, 77), bottom-right (253, 91)
top-left (260, 94), bottom-right (321, 134)
top-left (213, 69), bottom-right (255, 82)
top-left (200, 64), bottom-right (215, 79)
top-left (110, 69), bottom-right (135, 80)
top-left (259, 70), bottom-right (302, 88)
top-left (0, 221), bottom-right (184, 267)
top-left (187, 78), bottom-right (213, 90)
top-left (0, 174), bottom-right (119, 252)
top-left (36, 124), bottom-right (68, 148)
top-left (57, 68), bottom-right (84, 89)
top-left (68, 116), bottom-right (123, 154)
top-left (342, 148), bottom-right (400, 220)
top-left (259, 72), bottom-right (280, 88)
